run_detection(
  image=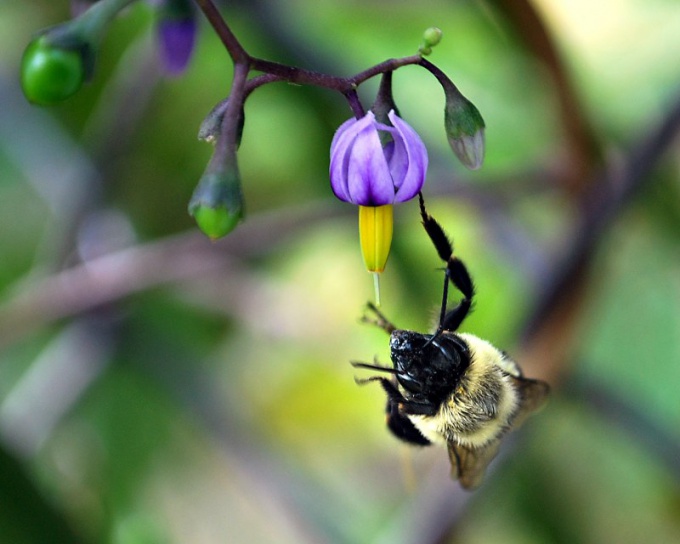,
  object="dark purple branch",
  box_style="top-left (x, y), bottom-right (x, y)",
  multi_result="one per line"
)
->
top-left (193, 0), bottom-right (248, 63)
top-left (193, 0), bottom-right (426, 98)
top-left (212, 61), bottom-right (248, 165)
top-left (345, 90), bottom-right (365, 118)
top-left (418, 57), bottom-right (454, 90)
